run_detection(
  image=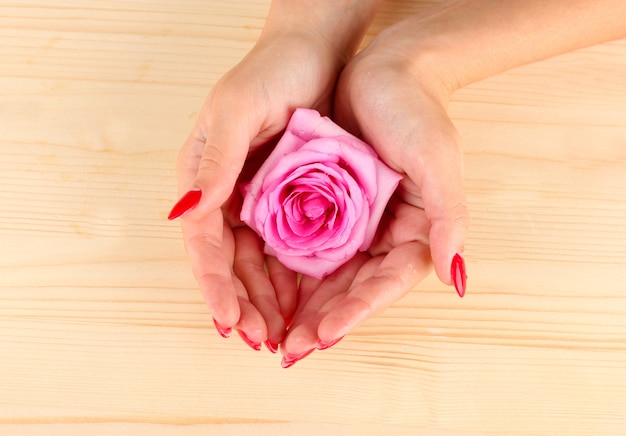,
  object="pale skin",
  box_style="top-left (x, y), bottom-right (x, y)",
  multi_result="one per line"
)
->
top-left (174, 0), bottom-right (626, 363)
